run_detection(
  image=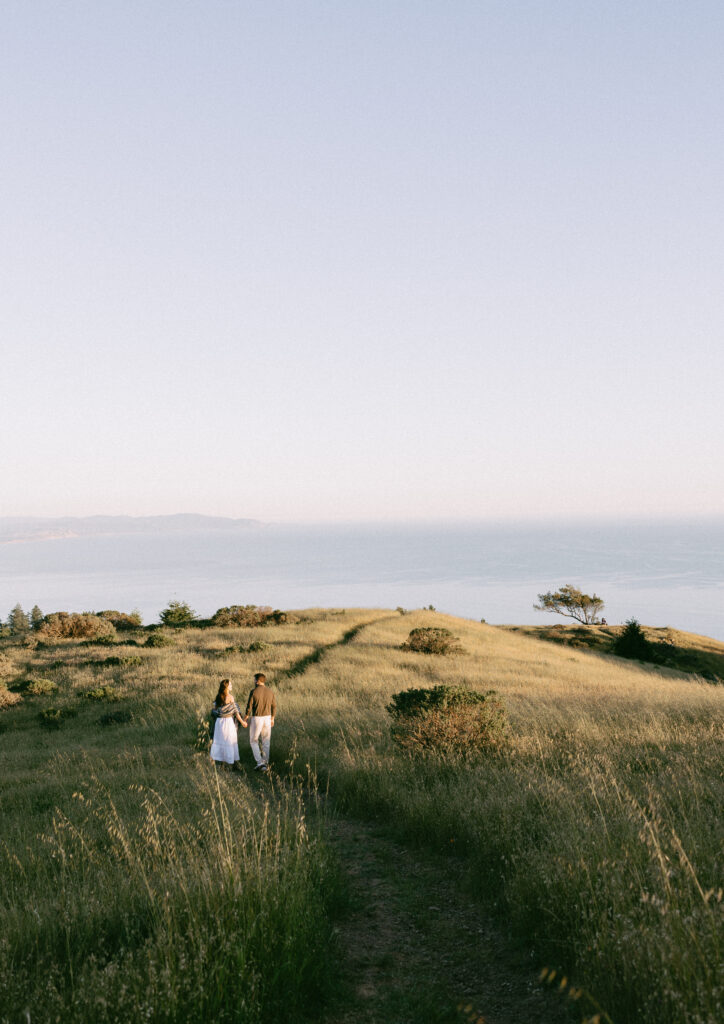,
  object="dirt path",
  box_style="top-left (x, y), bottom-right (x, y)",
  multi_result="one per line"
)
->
top-left (321, 816), bottom-right (570, 1024)
top-left (273, 613), bottom-right (572, 1023)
